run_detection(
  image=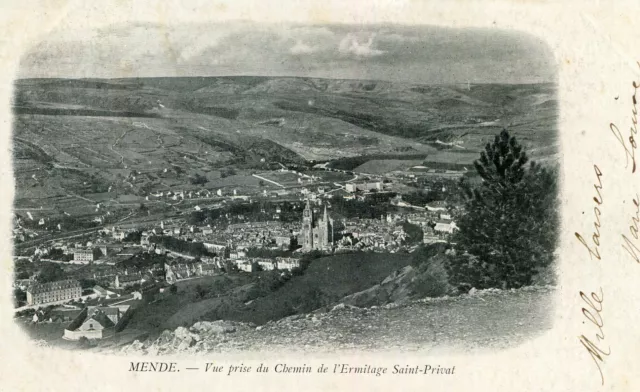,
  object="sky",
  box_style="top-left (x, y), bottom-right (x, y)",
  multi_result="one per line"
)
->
top-left (18, 22), bottom-right (556, 84)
